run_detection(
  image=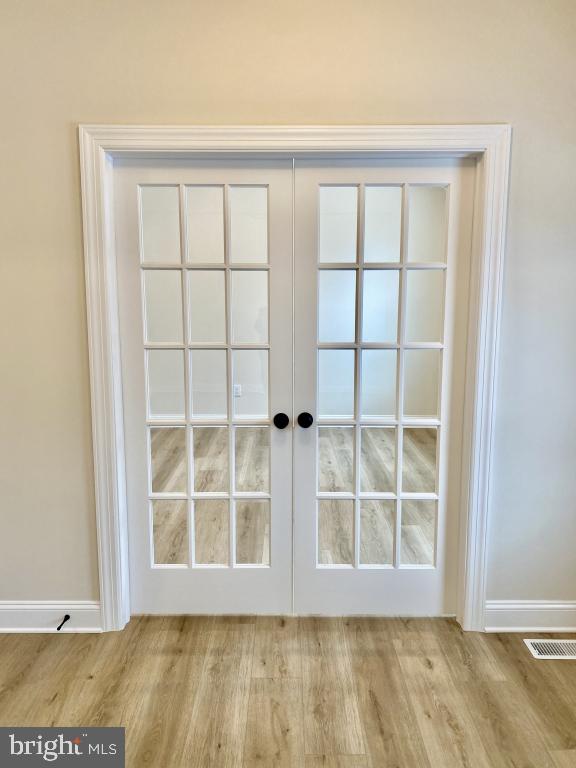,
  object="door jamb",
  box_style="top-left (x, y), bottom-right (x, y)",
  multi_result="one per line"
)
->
top-left (79, 124), bottom-right (511, 631)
